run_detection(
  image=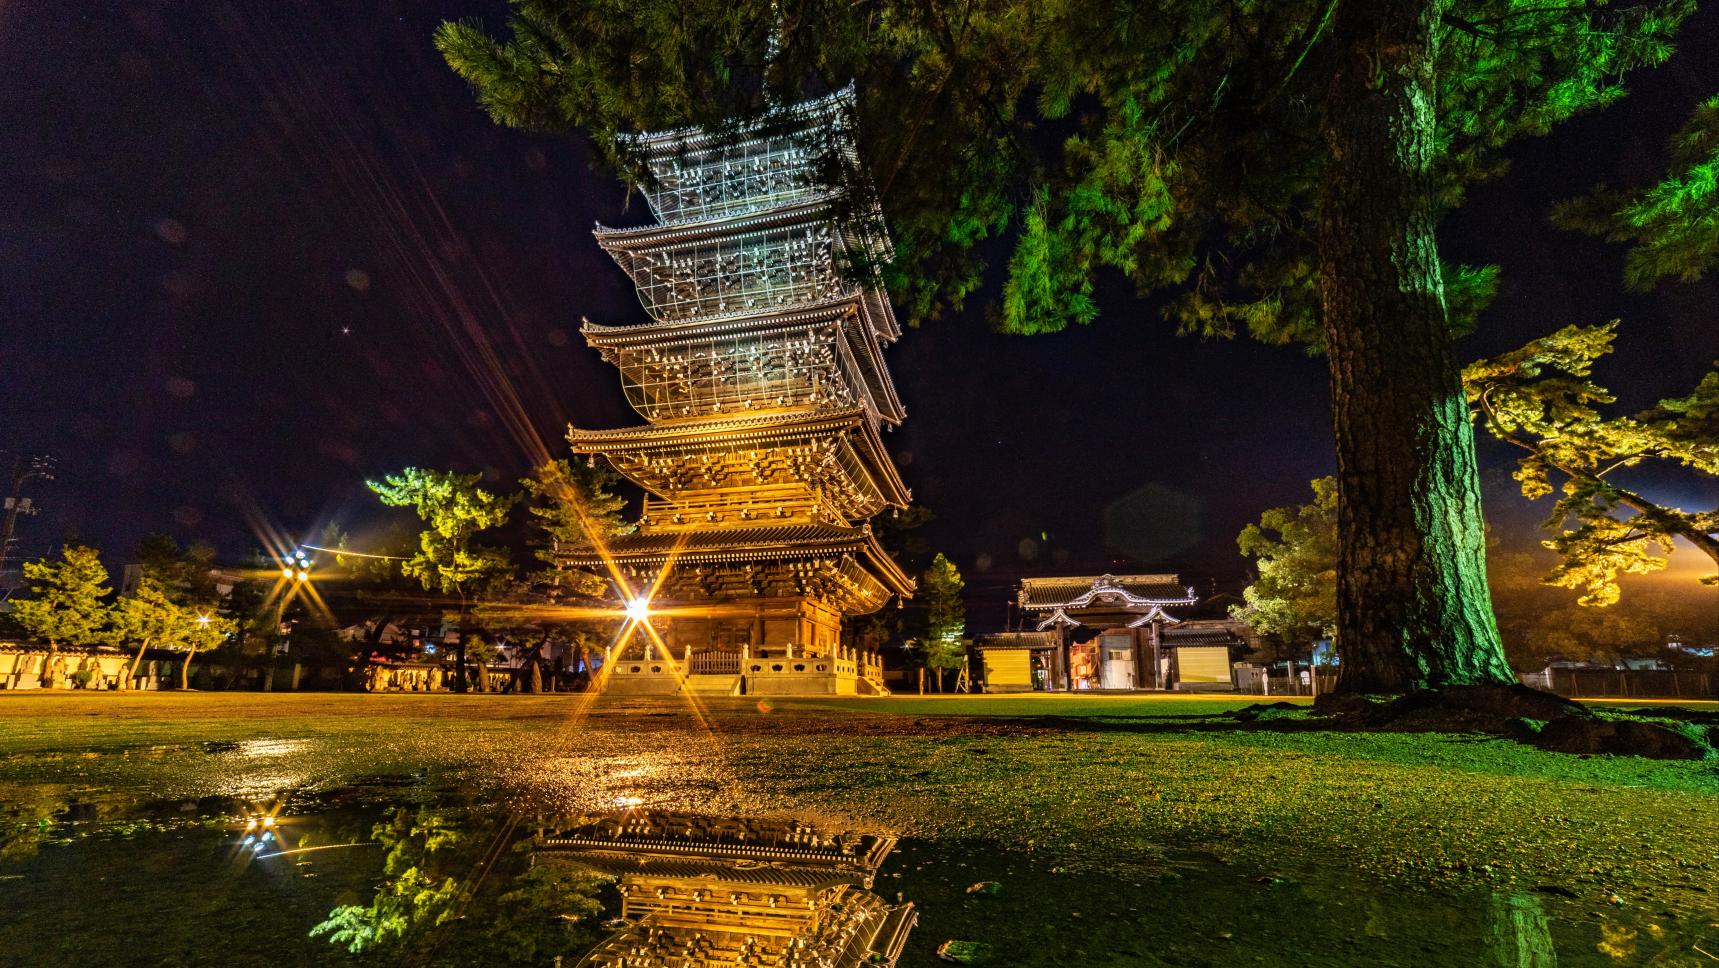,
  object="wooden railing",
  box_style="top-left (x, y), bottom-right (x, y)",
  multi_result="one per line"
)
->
top-left (688, 651), bottom-right (742, 675)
